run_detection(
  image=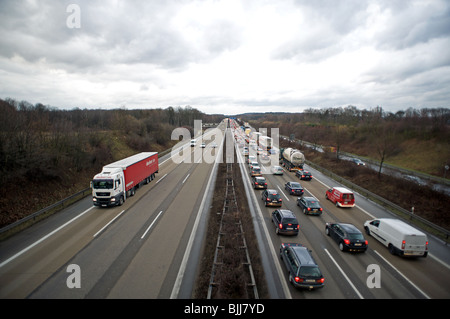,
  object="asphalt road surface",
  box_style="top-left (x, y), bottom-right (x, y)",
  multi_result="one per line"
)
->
top-left (1, 120), bottom-right (449, 299)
